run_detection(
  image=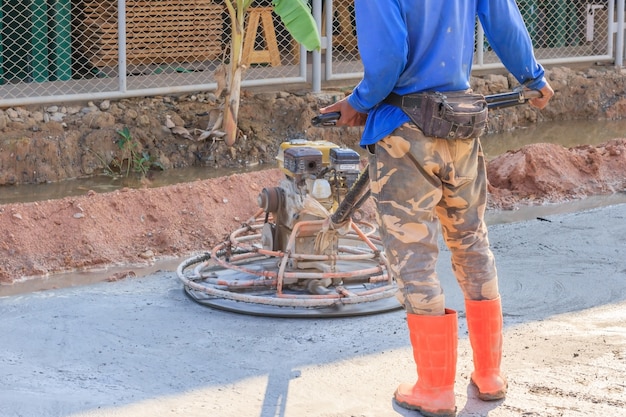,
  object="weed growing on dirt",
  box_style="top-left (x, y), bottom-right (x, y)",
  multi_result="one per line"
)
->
top-left (87, 127), bottom-right (164, 178)
top-left (111, 127), bottom-right (163, 177)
